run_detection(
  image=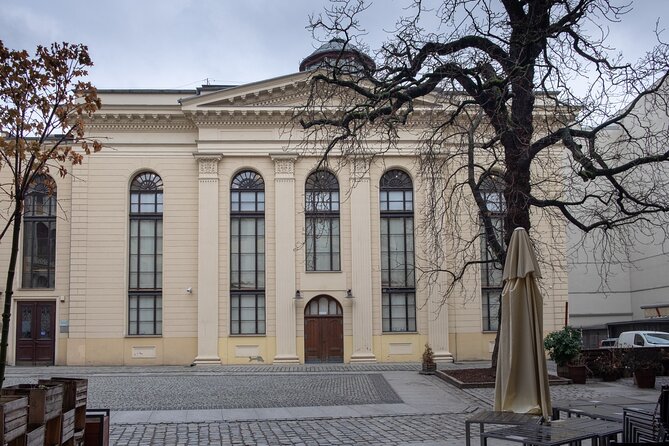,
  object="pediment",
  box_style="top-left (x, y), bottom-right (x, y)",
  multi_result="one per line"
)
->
top-left (180, 71), bottom-right (313, 110)
top-left (180, 70), bottom-right (450, 112)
